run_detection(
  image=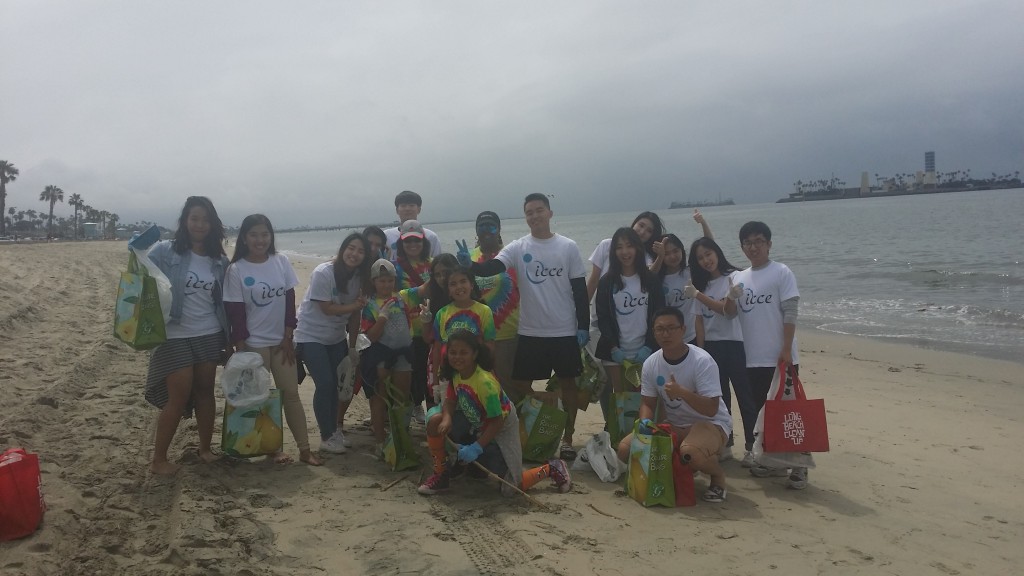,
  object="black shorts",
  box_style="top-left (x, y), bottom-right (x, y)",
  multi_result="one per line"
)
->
top-left (512, 335), bottom-right (582, 381)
